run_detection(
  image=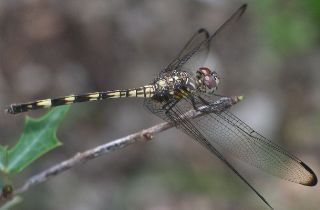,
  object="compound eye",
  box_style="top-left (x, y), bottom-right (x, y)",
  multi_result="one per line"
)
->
top-left (198, 67), bottom-right (212, 76)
